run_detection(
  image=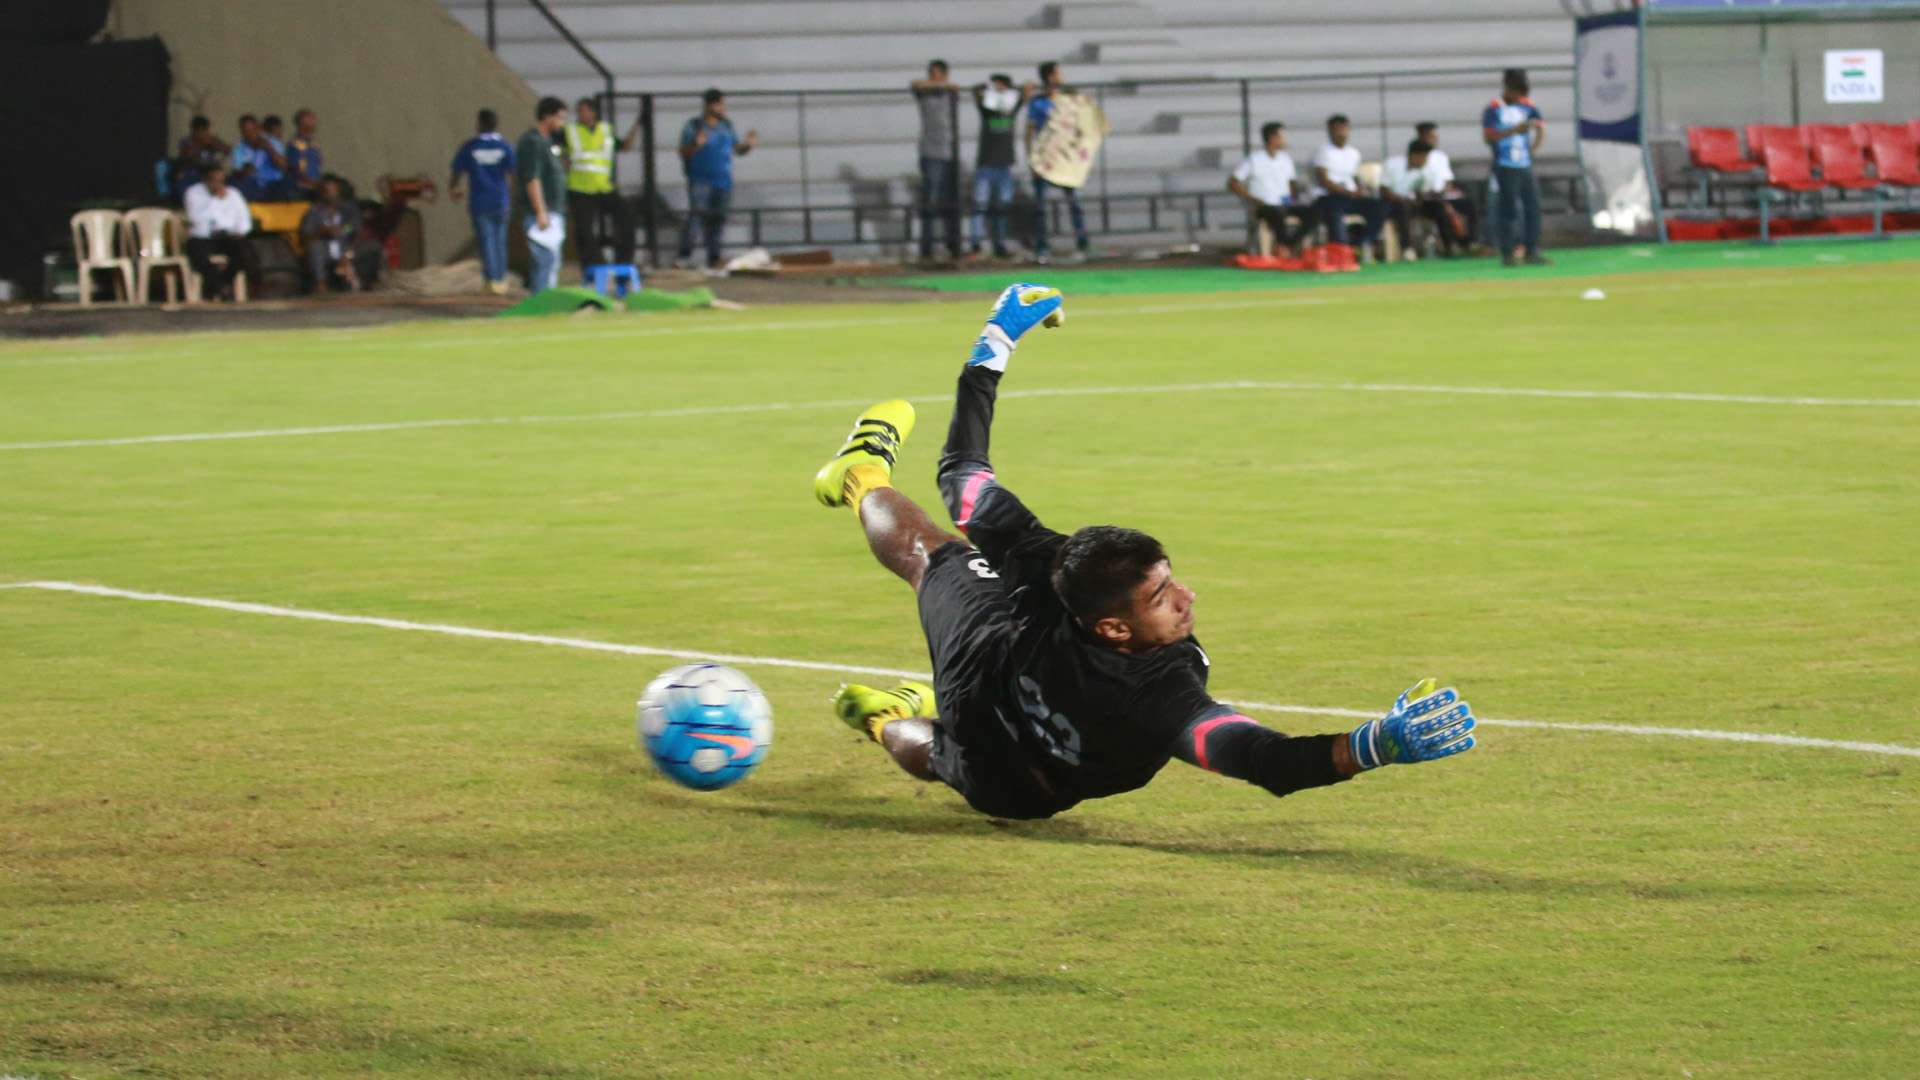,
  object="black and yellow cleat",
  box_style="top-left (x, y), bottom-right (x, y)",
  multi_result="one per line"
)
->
top-left (832, 681), bottom-right (938, 742)
top-left (812, 399), bottom-right (917, 508)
